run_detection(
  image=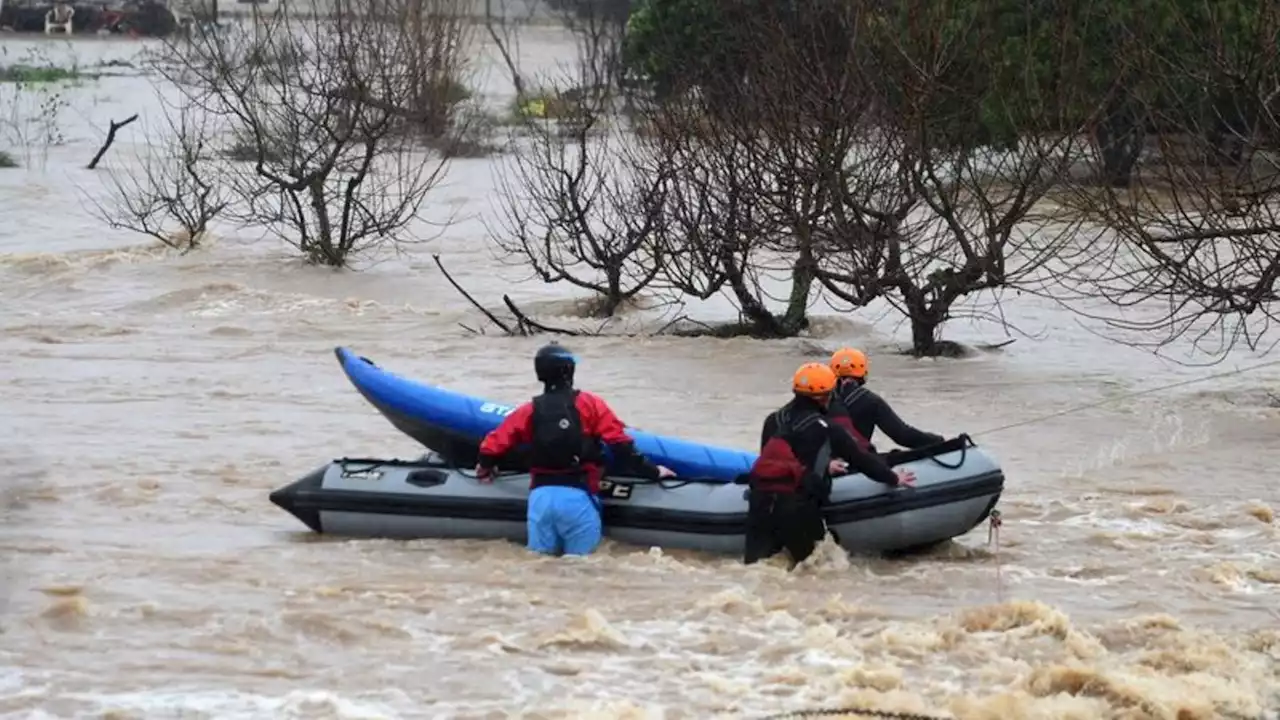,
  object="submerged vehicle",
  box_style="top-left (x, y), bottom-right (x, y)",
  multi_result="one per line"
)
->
top-left (268, 348), bottom-right (1005, 555)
